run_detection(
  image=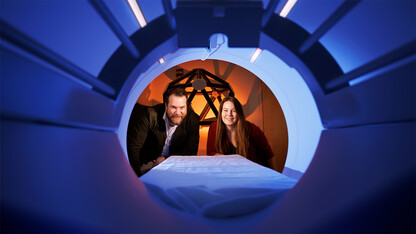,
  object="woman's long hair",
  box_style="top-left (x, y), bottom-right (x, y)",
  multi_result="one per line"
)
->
top-left (215, 96), bottom-right (249, 157)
